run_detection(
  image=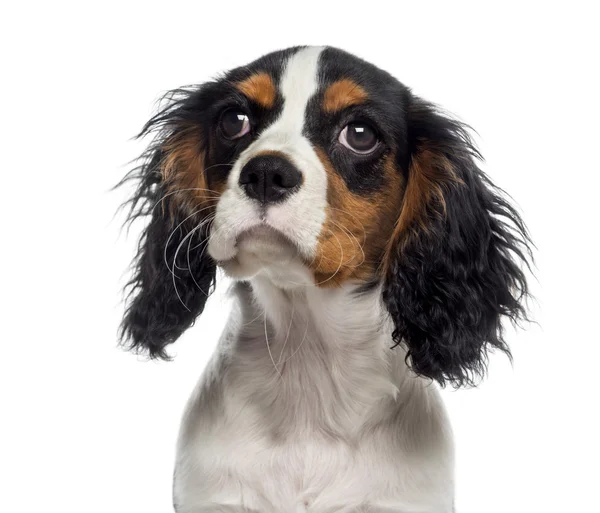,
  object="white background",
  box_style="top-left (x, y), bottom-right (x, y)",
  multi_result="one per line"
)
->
top-left (1, 1), bottom-right (599, 512)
